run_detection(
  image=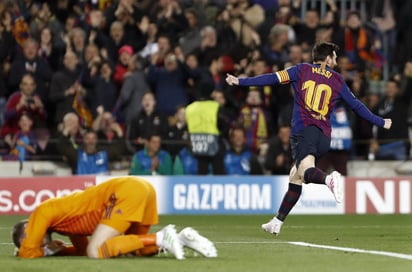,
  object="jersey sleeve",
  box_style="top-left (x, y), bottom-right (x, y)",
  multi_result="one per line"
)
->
top-left (339, 83), bottom-right (385, 127)
top-left (18, 205), bottom-right (53, 258)
top-left (238, 73), bottom-right (279, 86)
top-left (238, 66), bottom-right (298, 86)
